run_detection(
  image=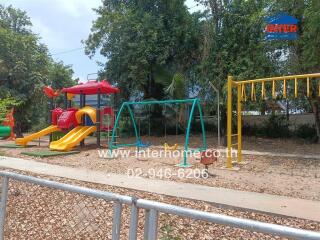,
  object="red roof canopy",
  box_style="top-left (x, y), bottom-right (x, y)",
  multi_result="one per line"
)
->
top-left (62, 80), bottom-right (119, 95)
